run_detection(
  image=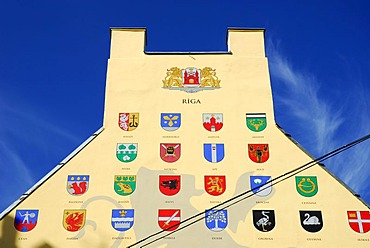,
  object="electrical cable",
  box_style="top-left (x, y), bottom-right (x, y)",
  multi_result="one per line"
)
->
top-left (128, 133), bottom-right (370, 248)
